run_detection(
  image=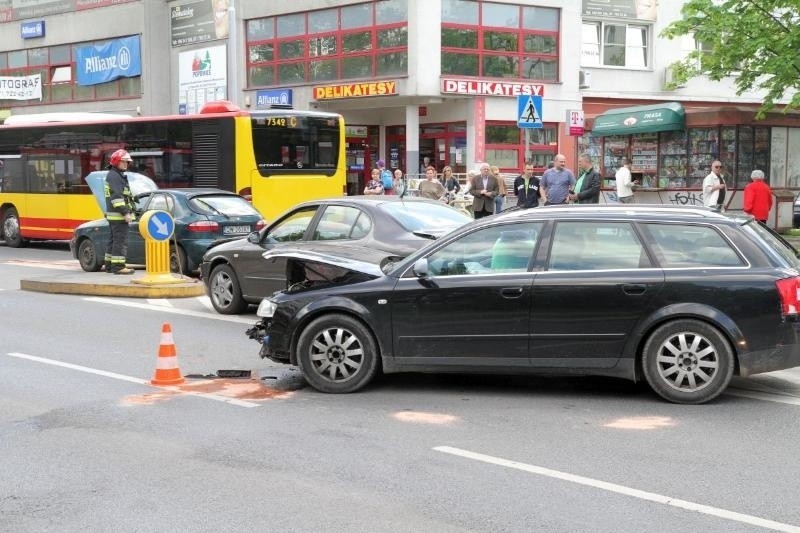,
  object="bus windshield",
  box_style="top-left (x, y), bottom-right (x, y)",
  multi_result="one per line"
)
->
top-left (251, 114), bottom-right (340, 174)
